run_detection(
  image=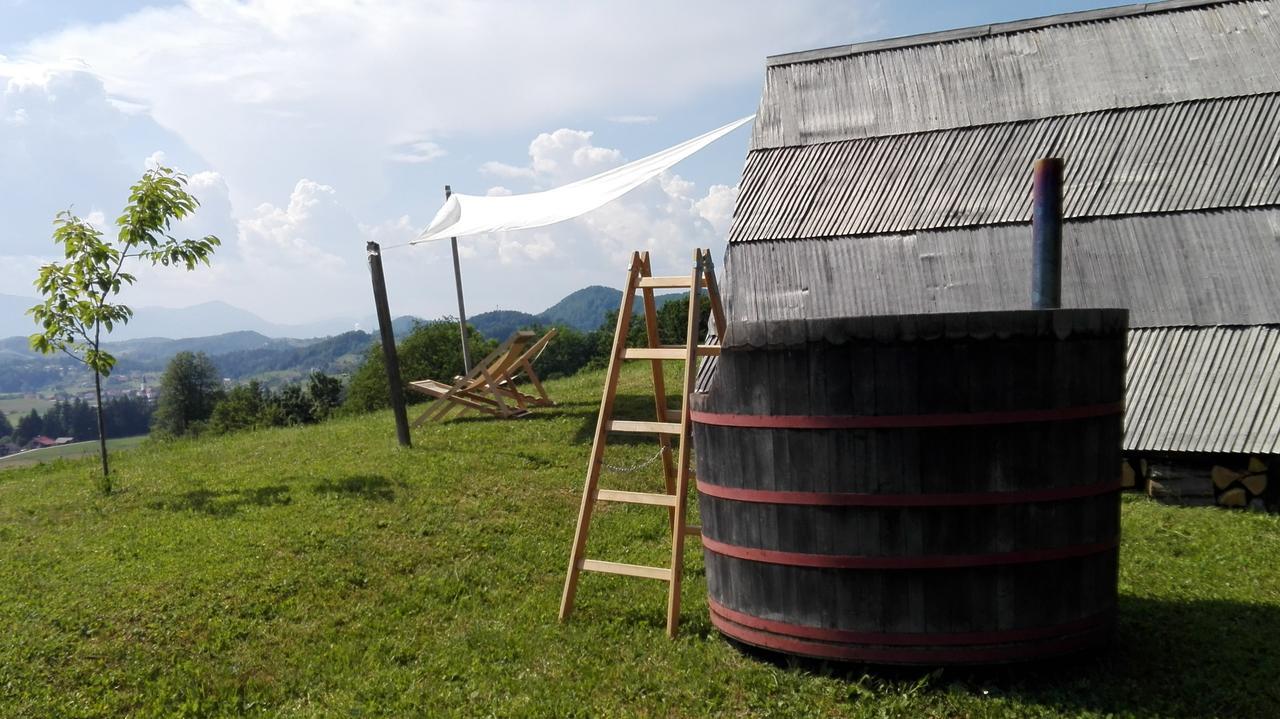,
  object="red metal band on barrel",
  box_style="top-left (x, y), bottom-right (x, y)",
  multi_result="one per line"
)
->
top-left (709, 608), bottom-right (1107, 664)
top-left (696, 479), bottom-right (1120, 507)
top-left (690, 402), bottom-right (1123, 429)
top-left (700, 535), bottom-right (1119, 569)
top-left (707, 598), bottom-right (1113, 646)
